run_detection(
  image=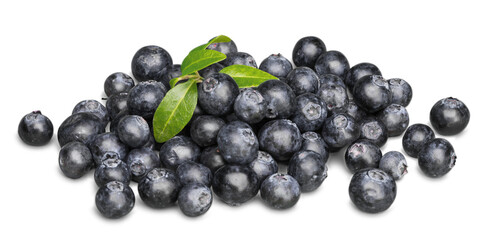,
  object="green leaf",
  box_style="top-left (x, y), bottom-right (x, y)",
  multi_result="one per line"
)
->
top-left (181, 48), bottom-right (226, 76)
top-left (153, 78), bottom-right (198, 143)
top-left (205, 35), bottom-right (232, 48)
top-left (219, 65), bottom-right (278, 88)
